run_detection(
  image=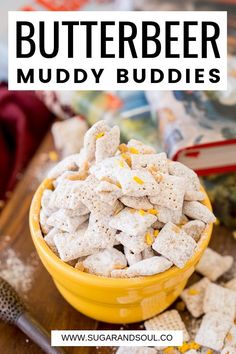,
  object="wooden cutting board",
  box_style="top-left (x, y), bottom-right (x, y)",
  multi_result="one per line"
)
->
top-left (0, 132), bottom-right (235, 354)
